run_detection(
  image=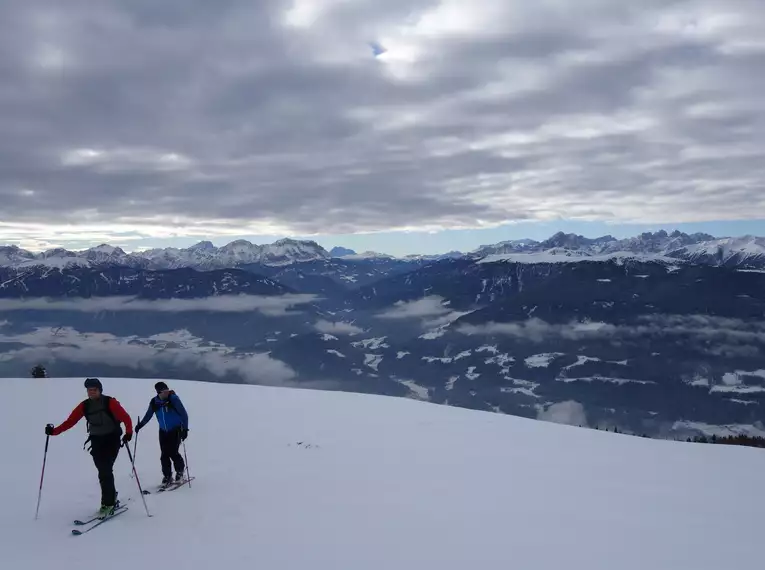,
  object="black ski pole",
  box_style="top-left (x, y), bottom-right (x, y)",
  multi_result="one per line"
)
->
top-left (124, 440), bottom-right (152, 517)
top-left (181, 433), bottom-right (191, 488)
top-left (130, 416), bottom-right (139, 478)
top-left (35, 432), bottom-right (50, 519)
